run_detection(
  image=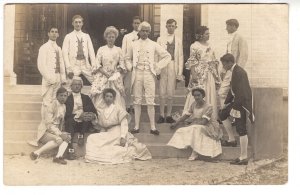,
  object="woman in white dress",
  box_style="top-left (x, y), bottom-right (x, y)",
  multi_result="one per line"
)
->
top-left (183, 26), bottom-right (221, 119)
top-left (168, 88), bottom-right (223, 160)
top-left (91, 26), bottom-right (127, 110)
top-left (85, 88), bottom-right (152, 164)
